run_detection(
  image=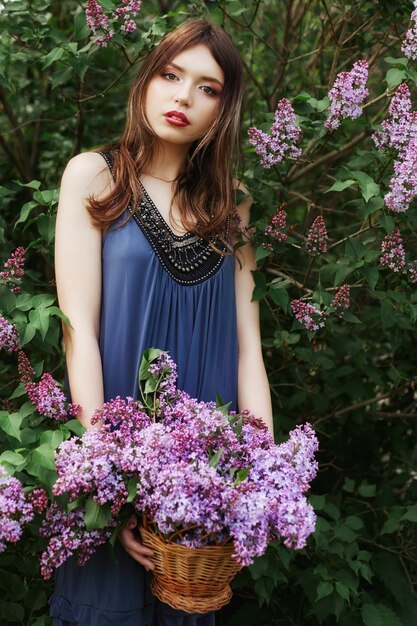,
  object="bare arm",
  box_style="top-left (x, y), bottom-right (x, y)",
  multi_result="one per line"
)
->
top-left (234, 191), bottom-right (274, 436)
top-left (55, 152), bottom-right (110, 429)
